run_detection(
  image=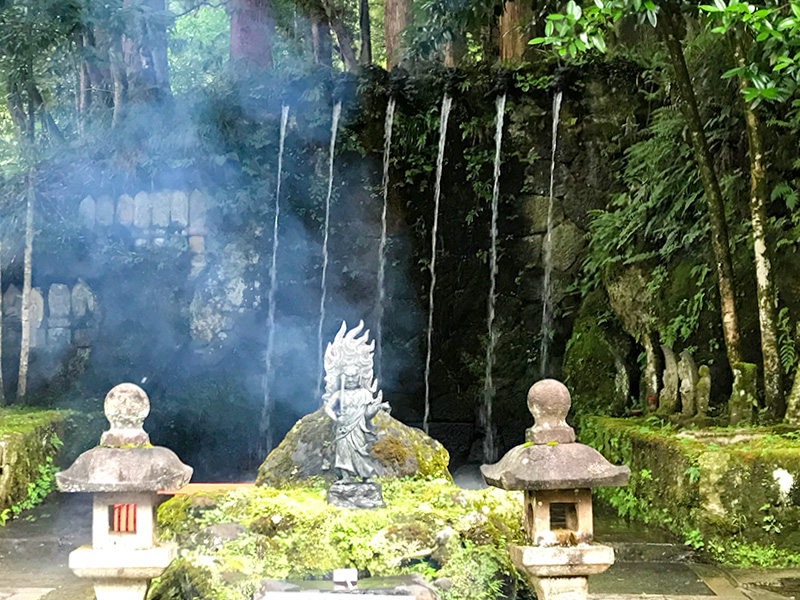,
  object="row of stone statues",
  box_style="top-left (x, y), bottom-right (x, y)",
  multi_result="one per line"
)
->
top-left (657, 346), bottom-right (711, 418)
